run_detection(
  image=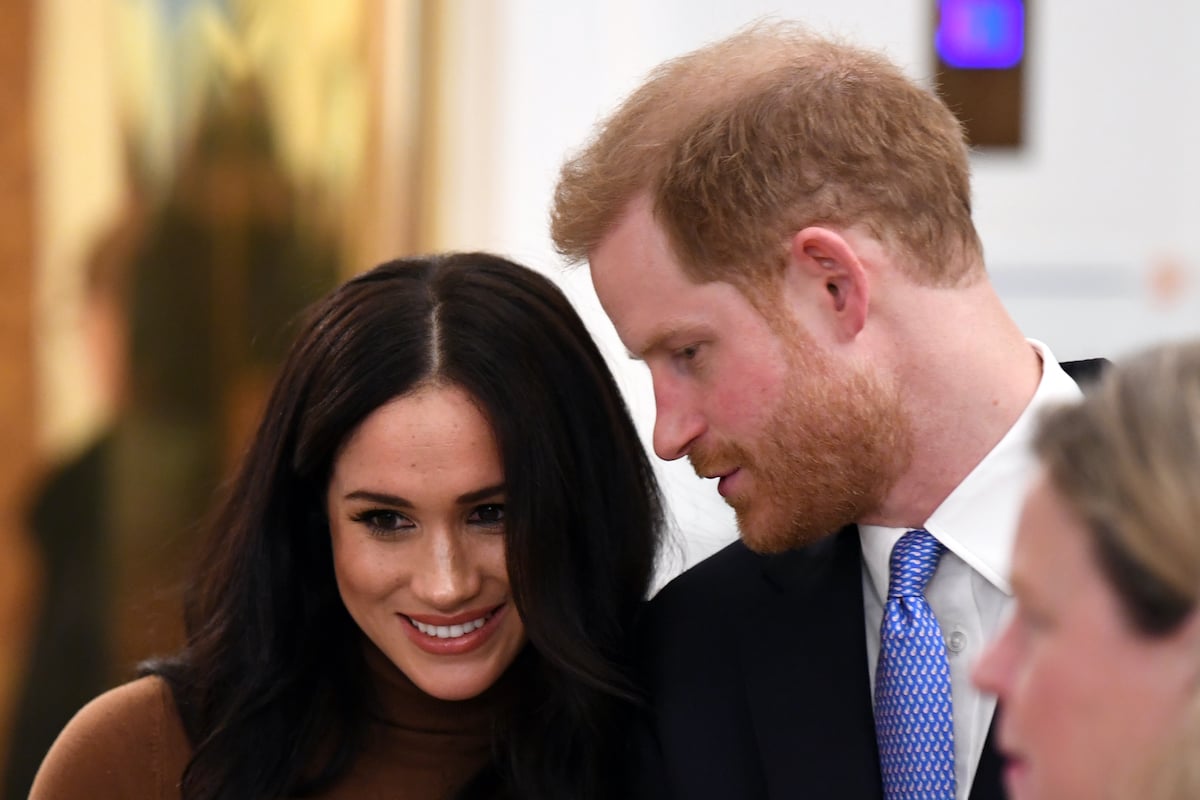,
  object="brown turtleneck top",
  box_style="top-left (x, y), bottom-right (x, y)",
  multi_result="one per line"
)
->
top-left (28, 642), bottom-right (520, 799)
